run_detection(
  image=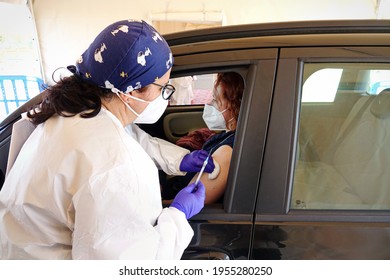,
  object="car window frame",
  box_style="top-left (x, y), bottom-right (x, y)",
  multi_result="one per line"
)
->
top-left (168, 48), bottom-right (278, 220)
